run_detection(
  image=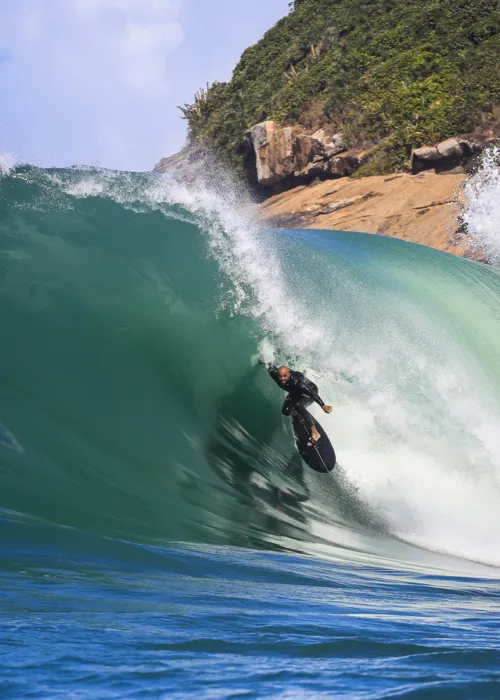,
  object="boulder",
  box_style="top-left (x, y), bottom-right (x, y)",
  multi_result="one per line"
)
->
top-left (250, 121), bottom-right (278, 186)
top-left (292, 133), bottom-right (325, 170)
top-left (436, 138), bottom-right (463, 160)
top-left (249, 120), bottom-right (296, 186)
top-left (413, 145), bottom-right (441, 161)
top-left (412, 141), bottom-right (460, 174)
top-left (456, 133), bottom-right (496, 156)
top-left (294, 160), bottom-right (330, 179)
top-left (312, 129), bottom-right (346, 157)
top-left (249, 121), bottom-right (346, 186)
top-left (311, 128), bottom-right (329, 143)
top-left (328, 149), bottom-right (363, 177)
top-left (248, 121), bottom-right (360, 186)
top-left (412, 135), bottom-right (487, 173)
